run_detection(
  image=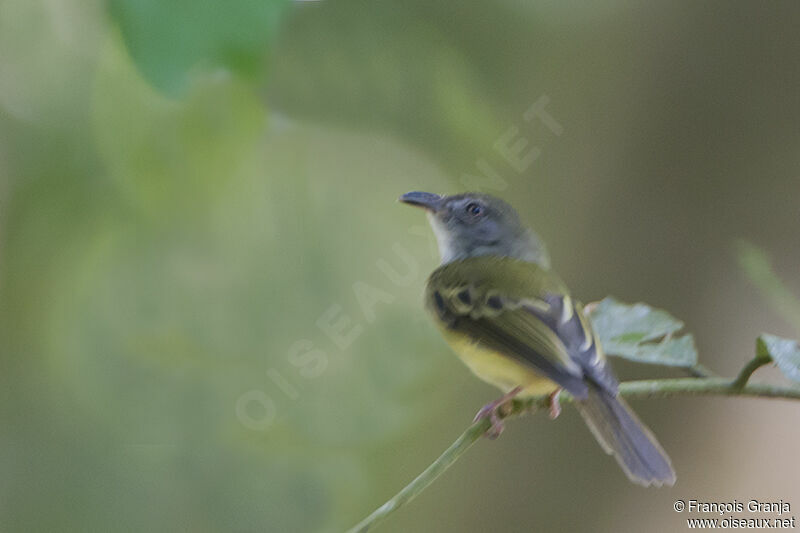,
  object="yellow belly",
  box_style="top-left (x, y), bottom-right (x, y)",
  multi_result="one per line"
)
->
top-left (441, 329), bottom-right (560, 397)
